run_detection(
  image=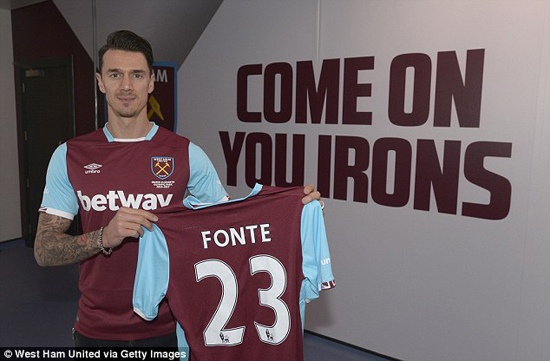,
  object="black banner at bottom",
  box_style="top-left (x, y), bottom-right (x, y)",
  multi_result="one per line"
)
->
top-left (0, 348), bottom-right (187, 361)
